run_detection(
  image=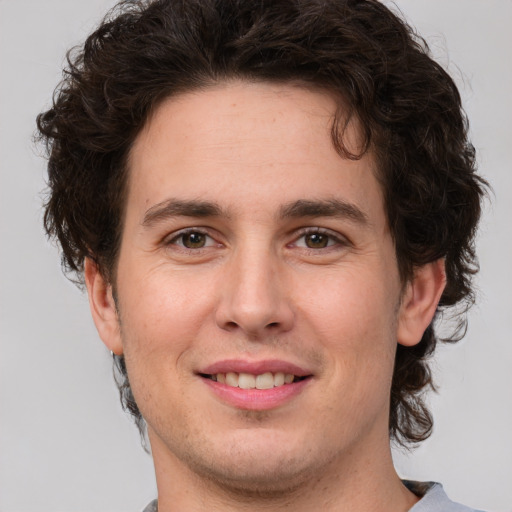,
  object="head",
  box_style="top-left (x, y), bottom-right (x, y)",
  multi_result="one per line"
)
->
top-left (37, 0), bottom-right (486, 450)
